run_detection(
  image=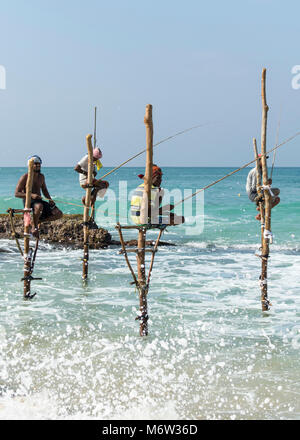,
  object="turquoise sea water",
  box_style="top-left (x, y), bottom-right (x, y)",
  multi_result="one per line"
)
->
top-left (0, 167), bottom-right (300, 420)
